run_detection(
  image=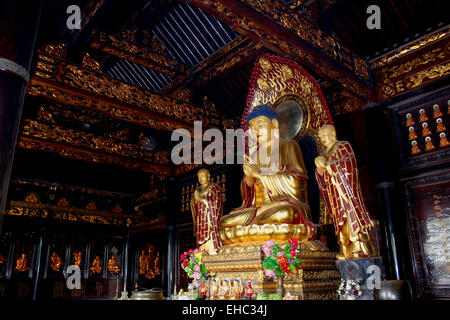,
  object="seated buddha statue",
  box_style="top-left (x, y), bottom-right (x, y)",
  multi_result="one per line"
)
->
top-left (219, 104), bottom-right (314, 244)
